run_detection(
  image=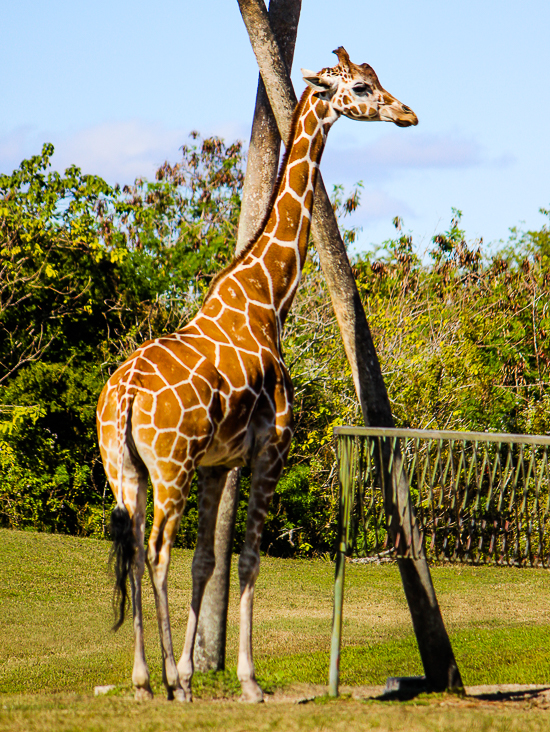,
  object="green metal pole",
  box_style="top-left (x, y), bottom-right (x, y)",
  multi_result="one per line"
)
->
top-left (329, 543), bottom-right (346, 696)
top-left (329, 436), bottom-right (355, 697)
